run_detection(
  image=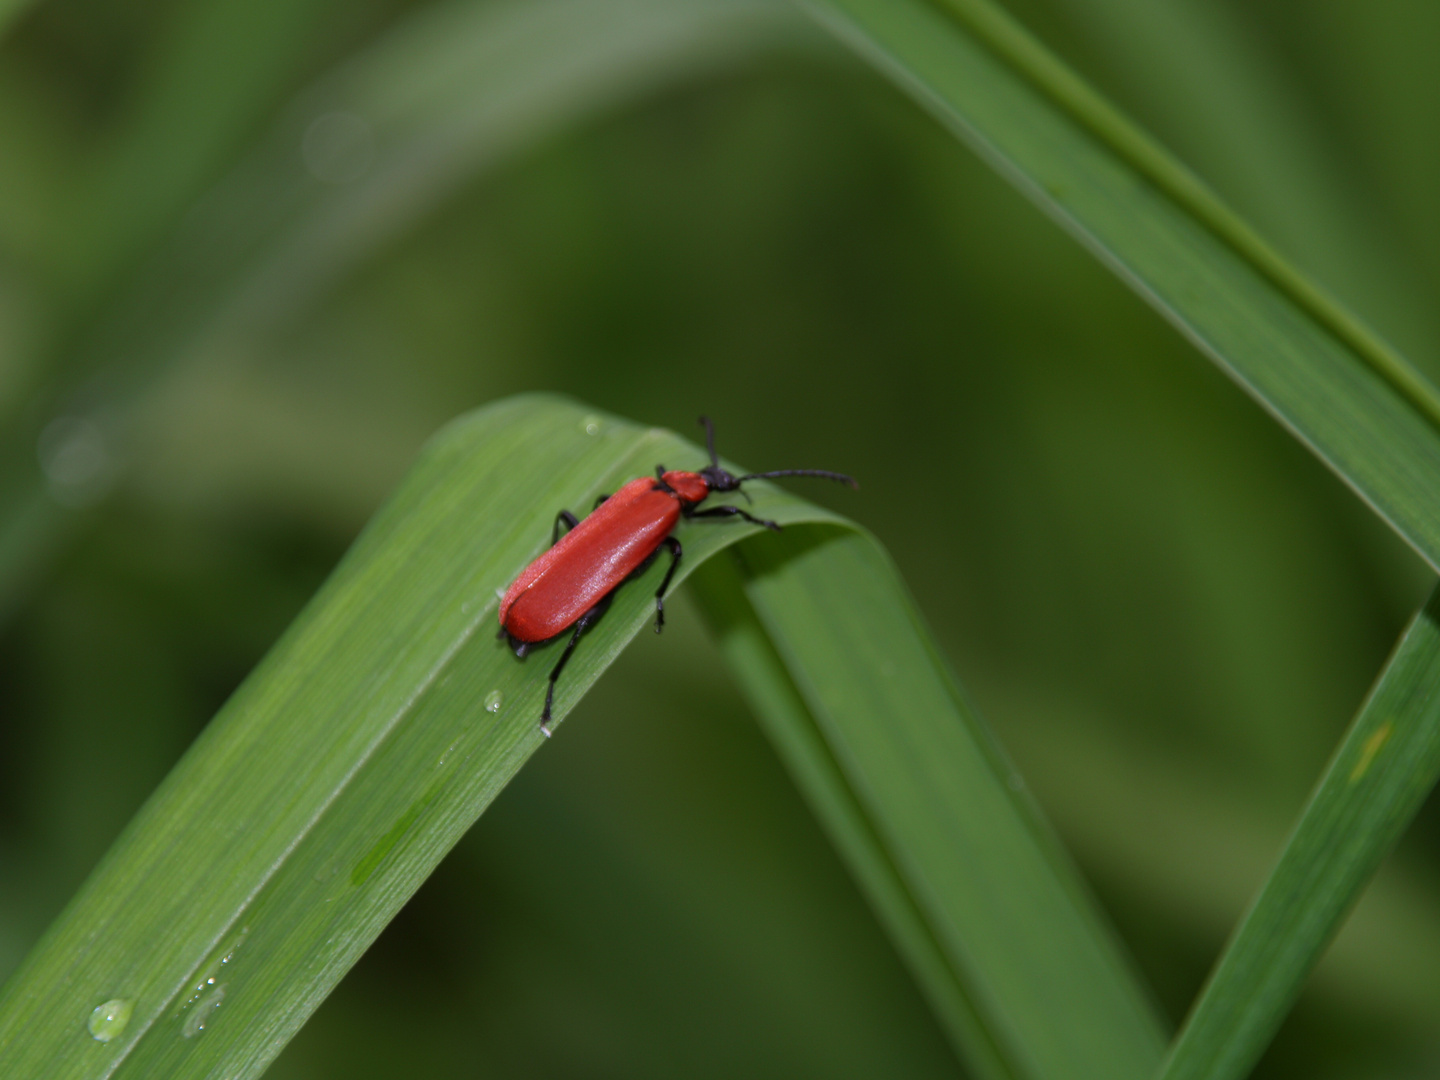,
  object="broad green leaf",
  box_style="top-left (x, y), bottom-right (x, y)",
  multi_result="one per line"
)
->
top-left (1159, 584), bottom-right (1440, 1080)
top-left (0, 394), bottom-right (1156, 1078)
top-left (0, 396), bottom-right (830, 1078)
top-left (692, 539), bottom-right (1167, 1080)
top-left (805, 0), bottom-right (1440, 572)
